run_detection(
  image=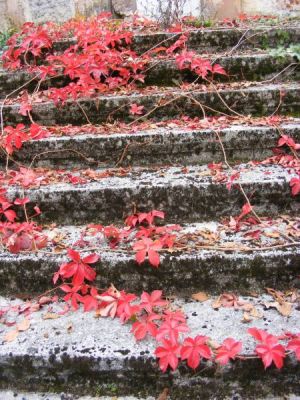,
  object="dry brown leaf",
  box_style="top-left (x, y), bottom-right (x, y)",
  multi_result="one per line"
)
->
top-left (264, 231), bottom-right (280, 239)
top-left (250, 307), bottom-right (263, 319)
top-left (241, 303), bottom-right (254, 312)
top-left (266, 288), bottom-right (285, 303)
top-left (192, 292), bottom-right (210, 302)
top-left (3, 329), bottom-right (19, 343)
top-left (197, 229), bottom-right (218, 242)
top-left (278, 302), bottom-right (292, 317)
top-left (43, 313), bottom-right (60, 320)
top-left (212, 296), bottom-right (222, 309)
top-left (17, 318), bottom-right (30, 332)
top-left (264, 301), bottom-right (292, 317)
top-left (241, 312), bottom-right (252, 323)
